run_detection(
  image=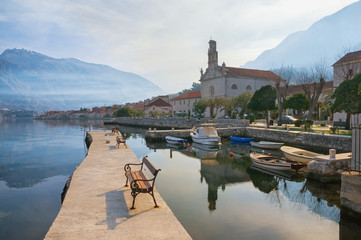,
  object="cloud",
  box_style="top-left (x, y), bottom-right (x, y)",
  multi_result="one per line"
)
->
top-left (0, 0), bottom-right (359, 94)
